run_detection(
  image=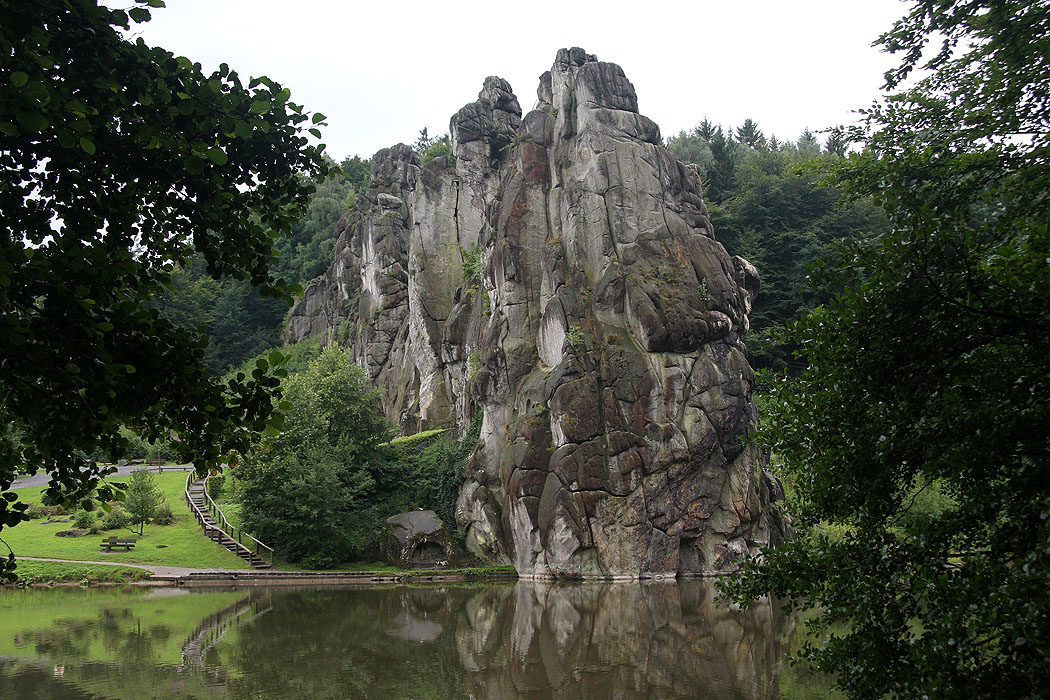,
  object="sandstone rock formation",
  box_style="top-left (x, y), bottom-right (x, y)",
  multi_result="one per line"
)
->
top-left (286, 48), bottom-right (789, 579)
